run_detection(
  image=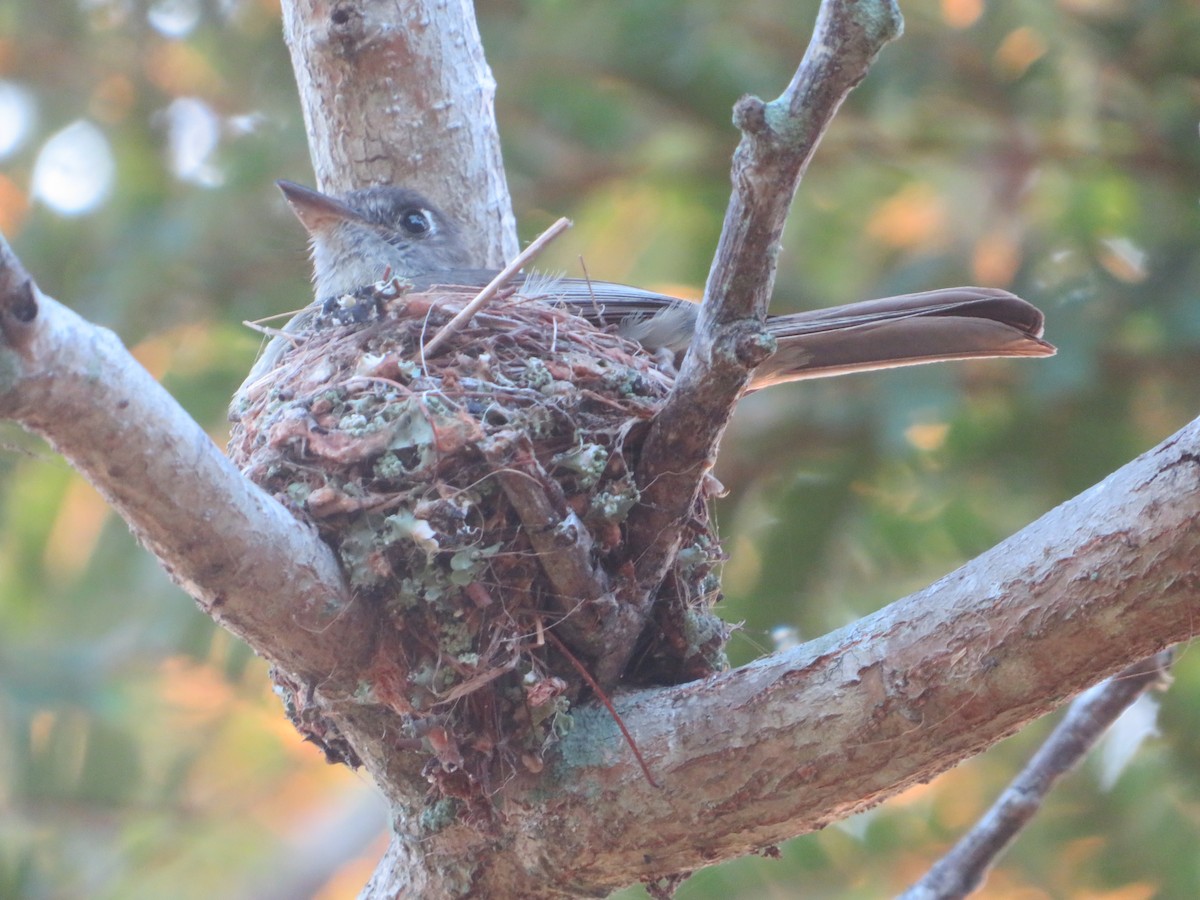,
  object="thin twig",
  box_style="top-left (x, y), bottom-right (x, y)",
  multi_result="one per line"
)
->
top-left (245, 307), bottom-right (310, 327)
top-left (900, 650), bottom-right (1174, 900)
top-left (242, 319), bottom-right (303, 342)
top-left (544, 628), bottom-right (660, 789)
top-left (420, 216), bottom-right (571, 358)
